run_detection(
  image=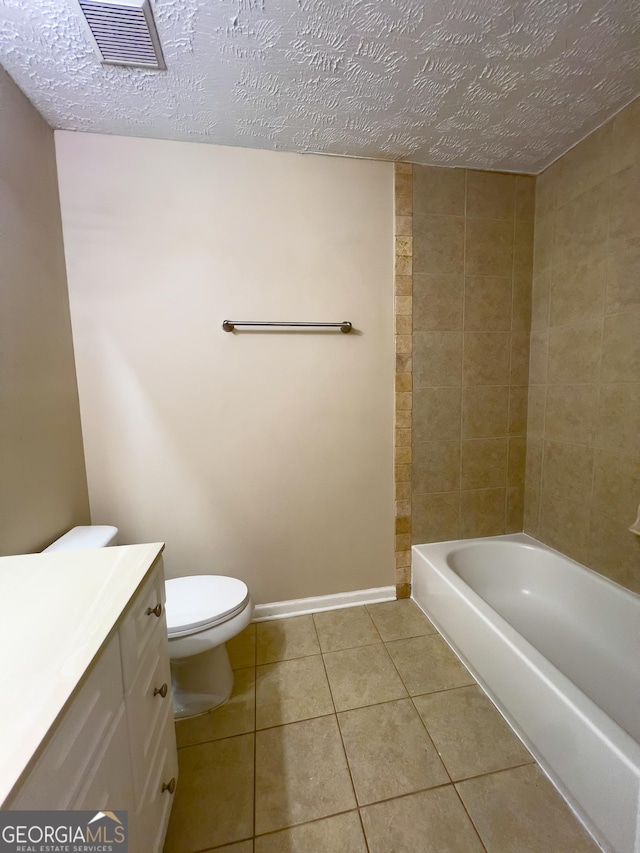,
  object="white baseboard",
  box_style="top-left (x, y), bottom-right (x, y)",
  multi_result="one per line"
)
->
top-left (253, 586), bottom-right (396, 622)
